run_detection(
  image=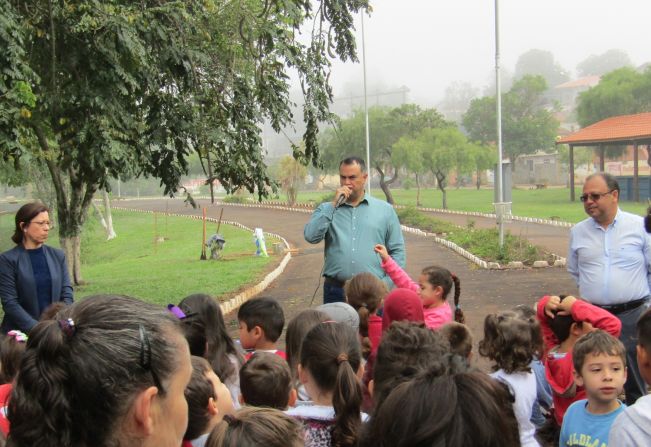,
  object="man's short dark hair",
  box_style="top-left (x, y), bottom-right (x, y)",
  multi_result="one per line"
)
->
top-left (339, 156), bottom-right (366, 173)
top-left (237, 297), bottom-right (285, 342)
top-left (585, 172), bottom-right (620, 194)
top-left (573, 330), bottom-right (626, 374)
top-left (240, 353), bottom-right (292, 409)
